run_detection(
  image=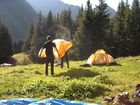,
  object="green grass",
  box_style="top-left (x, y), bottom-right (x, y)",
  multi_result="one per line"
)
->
top-left (0, 56), bottom-right (140, 104)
